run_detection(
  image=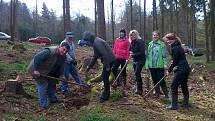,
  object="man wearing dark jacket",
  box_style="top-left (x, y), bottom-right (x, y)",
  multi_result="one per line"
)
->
top-left (27, 42), bottom-right (70, 108)
top-left (82, 31), bottom-right (116, 103)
